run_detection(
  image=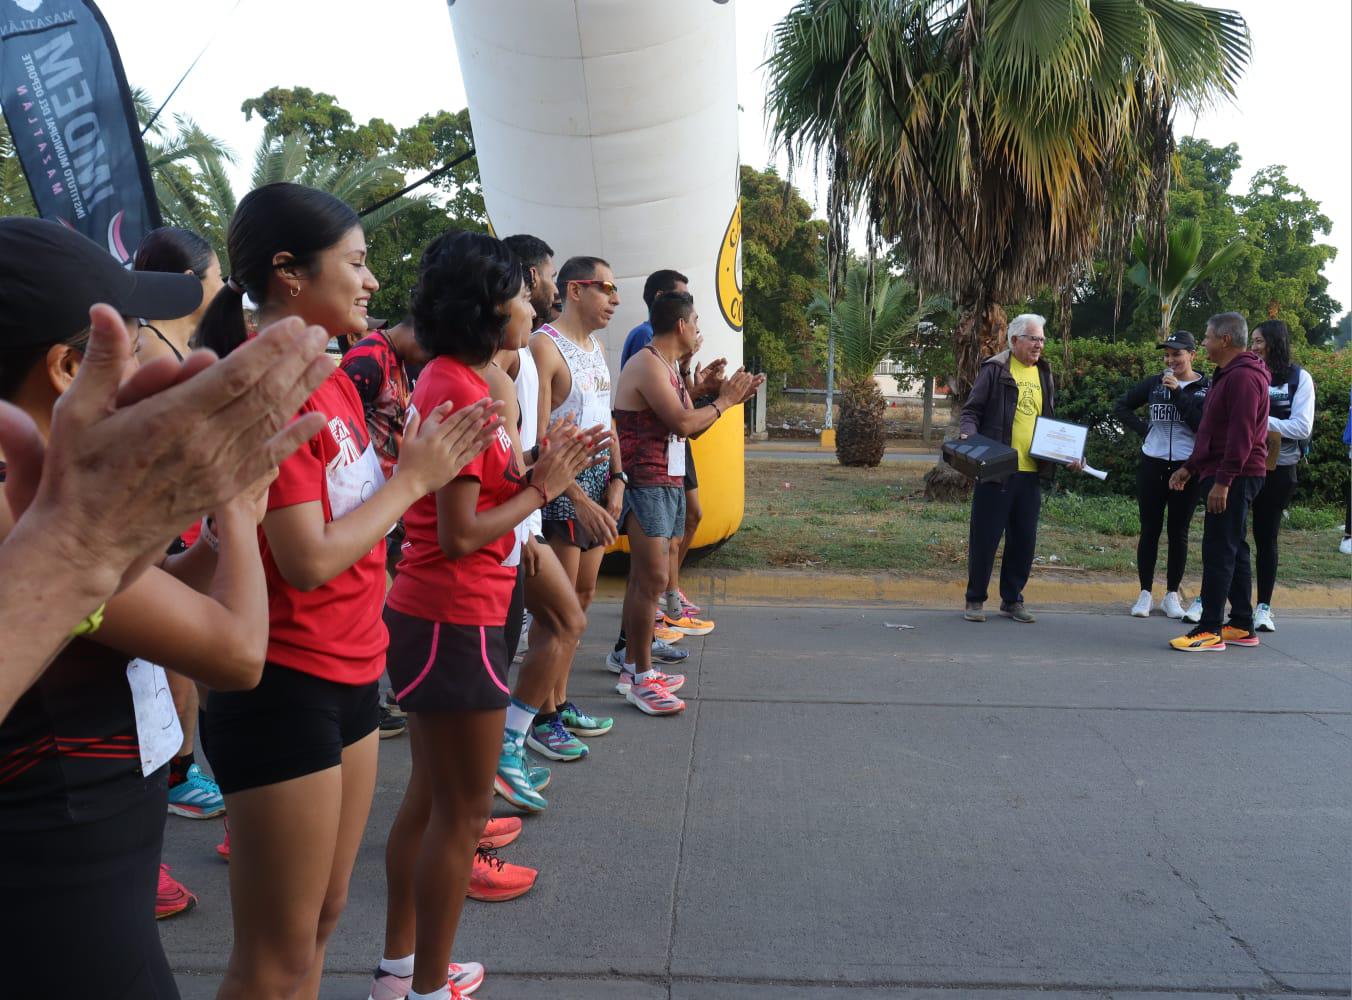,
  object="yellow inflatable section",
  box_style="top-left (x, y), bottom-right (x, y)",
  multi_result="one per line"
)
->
top-left (447, 0), bottom-right (744, 548)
